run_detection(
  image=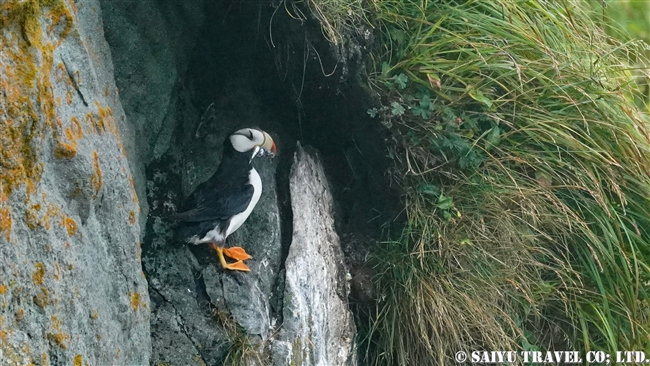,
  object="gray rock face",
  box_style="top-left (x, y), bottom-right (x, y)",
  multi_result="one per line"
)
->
top-left (272, 145), bottom-right (357, 366)
top-left (98, 0), bottom-right (207, 227)
top-left (0, 0), bottom-right (150, 364)
top-left (144, 156), bottom-right (282, 365)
